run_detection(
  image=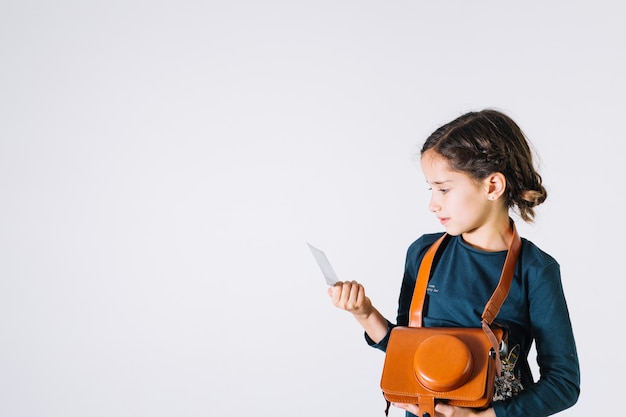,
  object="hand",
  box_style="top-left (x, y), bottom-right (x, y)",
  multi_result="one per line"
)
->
top-left (328, 281), bottom-right (373, 318)
top-left (327, 280), bottom-right (390, 343)
top-left (392, 402), bottom-right (491, 417)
